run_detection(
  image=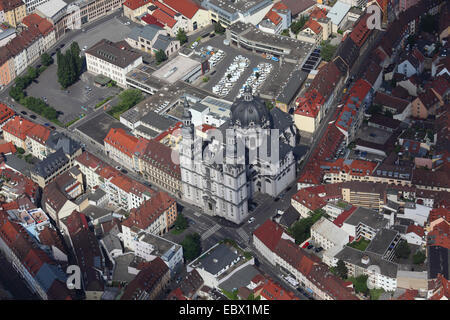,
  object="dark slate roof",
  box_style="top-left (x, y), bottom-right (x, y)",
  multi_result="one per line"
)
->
top-left (33, 149), bottom-right (69, 178)
top-left (153, 34), bottom-right (173, 51)
top-left (141, 111), bottom-right (177, 132)
top-left (197, 243), bottom-right (239, 275)
top-left (46, 132), bottom-right (81, 156)
top-left (219, 264), bottom-right (261, 293)
top-left (282, 0), bottom-right (316, 16)
top-left (365, 228), bottom-right (399, 256)
top-left (276, 70), bottom-right (308, 104)
top-left (334, 37), bottom-right (359, 73)
top-left (428, 245), bottom-right (449, 279)
top-left (344, 207), bottom-right (388, 230)
top-left (279, 205), bottom-right (300, 228)
top-left (86, 39), bottom-right (142, 69)
top-left (127, 24), bottom-right (163, 42)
